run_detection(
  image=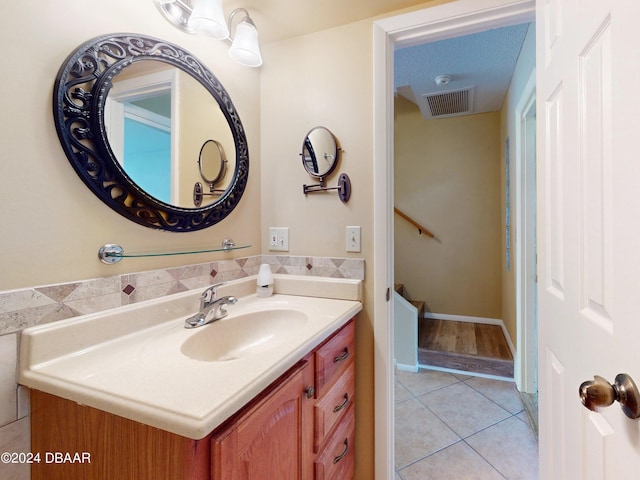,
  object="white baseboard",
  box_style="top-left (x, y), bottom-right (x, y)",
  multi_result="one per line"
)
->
top-left (423, 312), bottom-right (517, 359)
top-left (395, 363), bottom-right (419, 373)
top-left (417, 363), bottom-right (515, 382)
top-left (424, 312), bottom-right (502, 325)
